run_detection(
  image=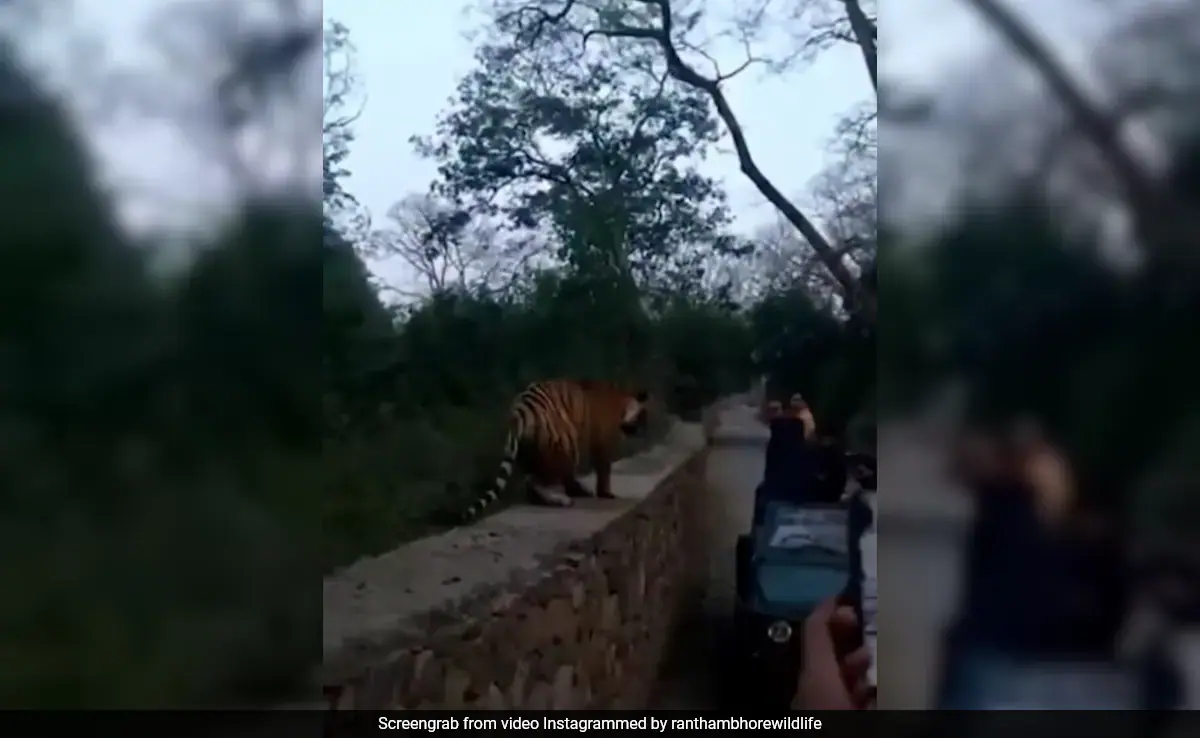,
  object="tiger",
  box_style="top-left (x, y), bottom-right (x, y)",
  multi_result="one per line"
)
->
top-left (461, 379), bottom-right (651, 522)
